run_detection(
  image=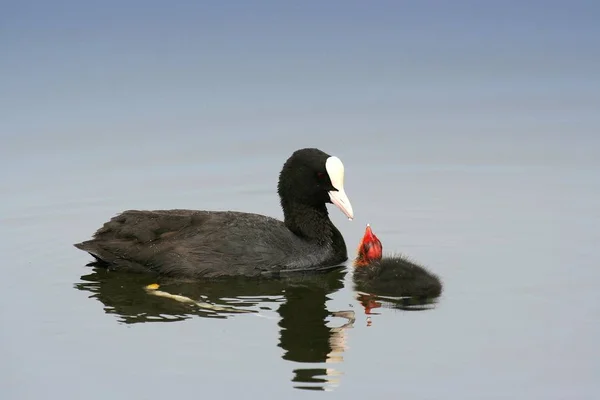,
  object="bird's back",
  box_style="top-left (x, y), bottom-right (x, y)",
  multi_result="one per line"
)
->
top-left (75, 209), bottom-right (344, 278)
top-left (353, 254), bottom-right (442, 298)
